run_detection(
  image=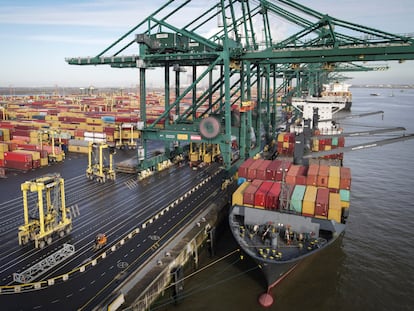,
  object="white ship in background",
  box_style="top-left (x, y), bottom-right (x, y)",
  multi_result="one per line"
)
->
top-left (320, 82), bottom-right (352, 110)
